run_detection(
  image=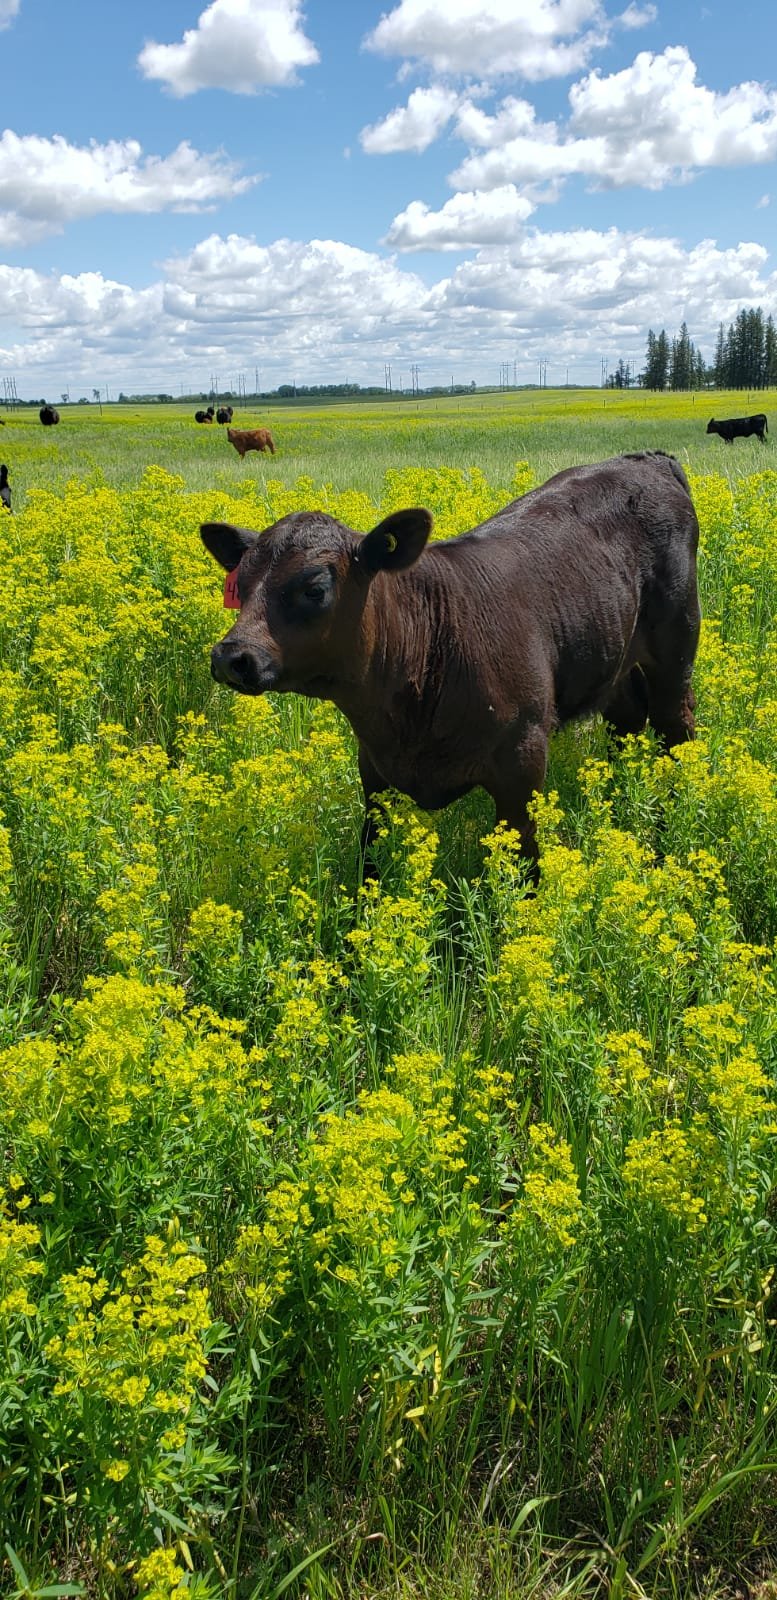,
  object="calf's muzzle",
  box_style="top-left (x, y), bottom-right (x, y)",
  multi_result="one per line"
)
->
top-left (210, 636), bottom-right (278, 694)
